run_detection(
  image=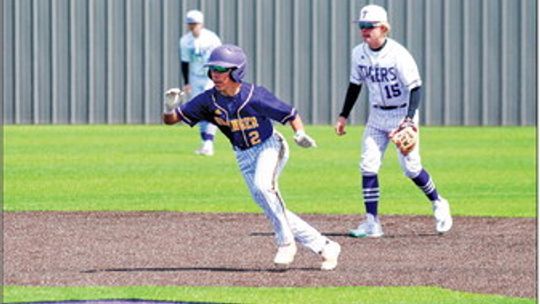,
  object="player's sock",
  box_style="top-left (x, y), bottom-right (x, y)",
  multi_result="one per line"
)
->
top-left (362, 175), bottom-right (380, 218)
top-left (201, 132), bottom-right (215, 142)
top-left (411, 169), bottom-right (439, 201)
